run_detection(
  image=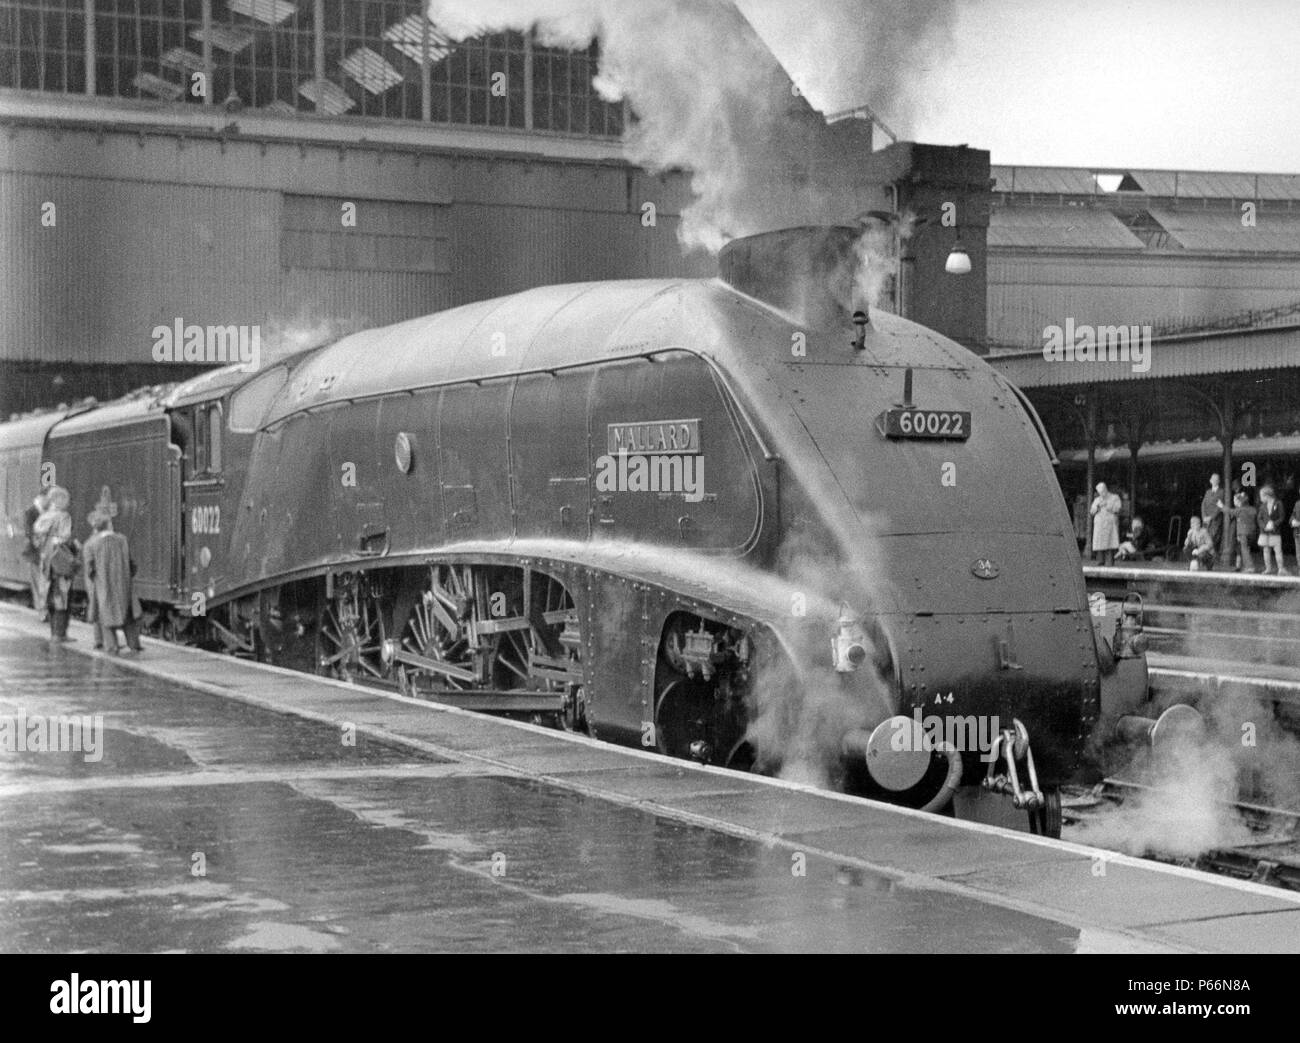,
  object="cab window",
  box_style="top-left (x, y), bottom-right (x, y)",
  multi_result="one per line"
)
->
top-left (208, 404), bottom-right (222, 472)
top-left (192, 403), bottom-right (222, 475)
